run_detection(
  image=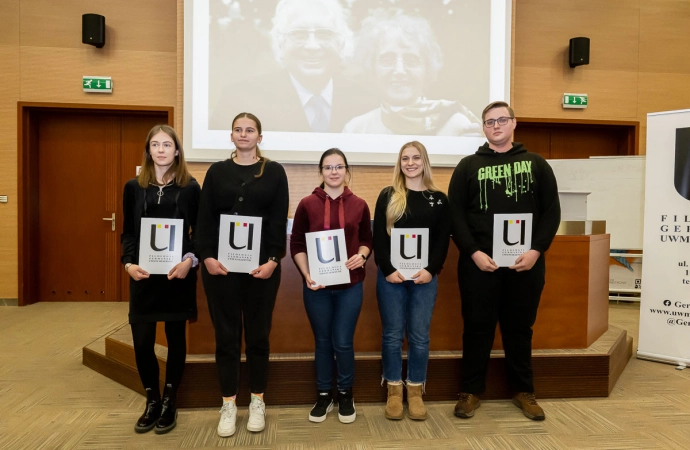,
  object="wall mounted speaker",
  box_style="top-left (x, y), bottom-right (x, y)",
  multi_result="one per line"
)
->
top-left (82, 14), bottom-right (105, 48)
top-left (569, 37), bottom-right (590, 68)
